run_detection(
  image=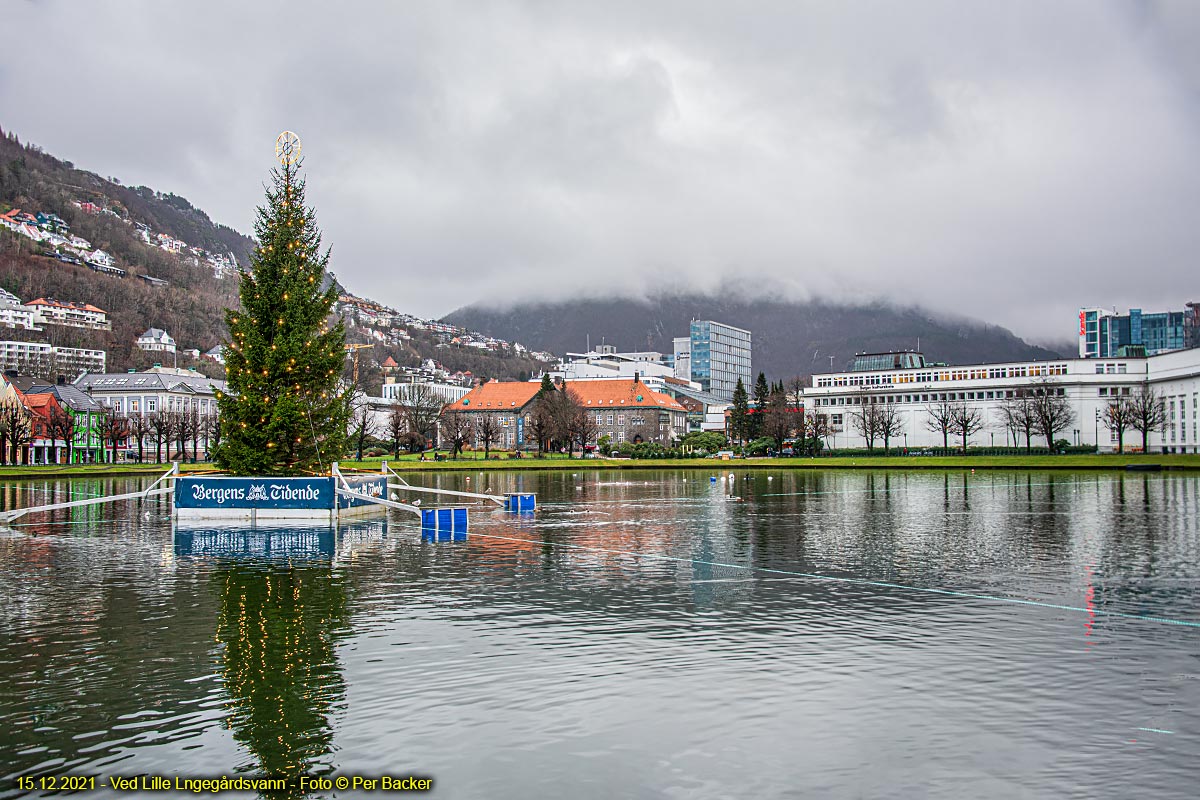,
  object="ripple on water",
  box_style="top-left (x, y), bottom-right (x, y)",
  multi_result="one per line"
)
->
top-left (1, 470), bottom-right (1198, 799)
